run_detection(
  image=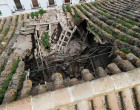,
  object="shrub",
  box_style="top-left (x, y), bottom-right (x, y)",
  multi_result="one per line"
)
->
top-left (41, 32), bottom-right (50, 48)
top-left (66, 5), bottom-right (72, 13)
top-left (34, 11), bottom-right (39, 19)
top-left (31, 12), bottom-right (34, 19)
top-left (39, 9), bottom-right (46, 16)
top-left (62, 5), bottom-right (65, 12)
